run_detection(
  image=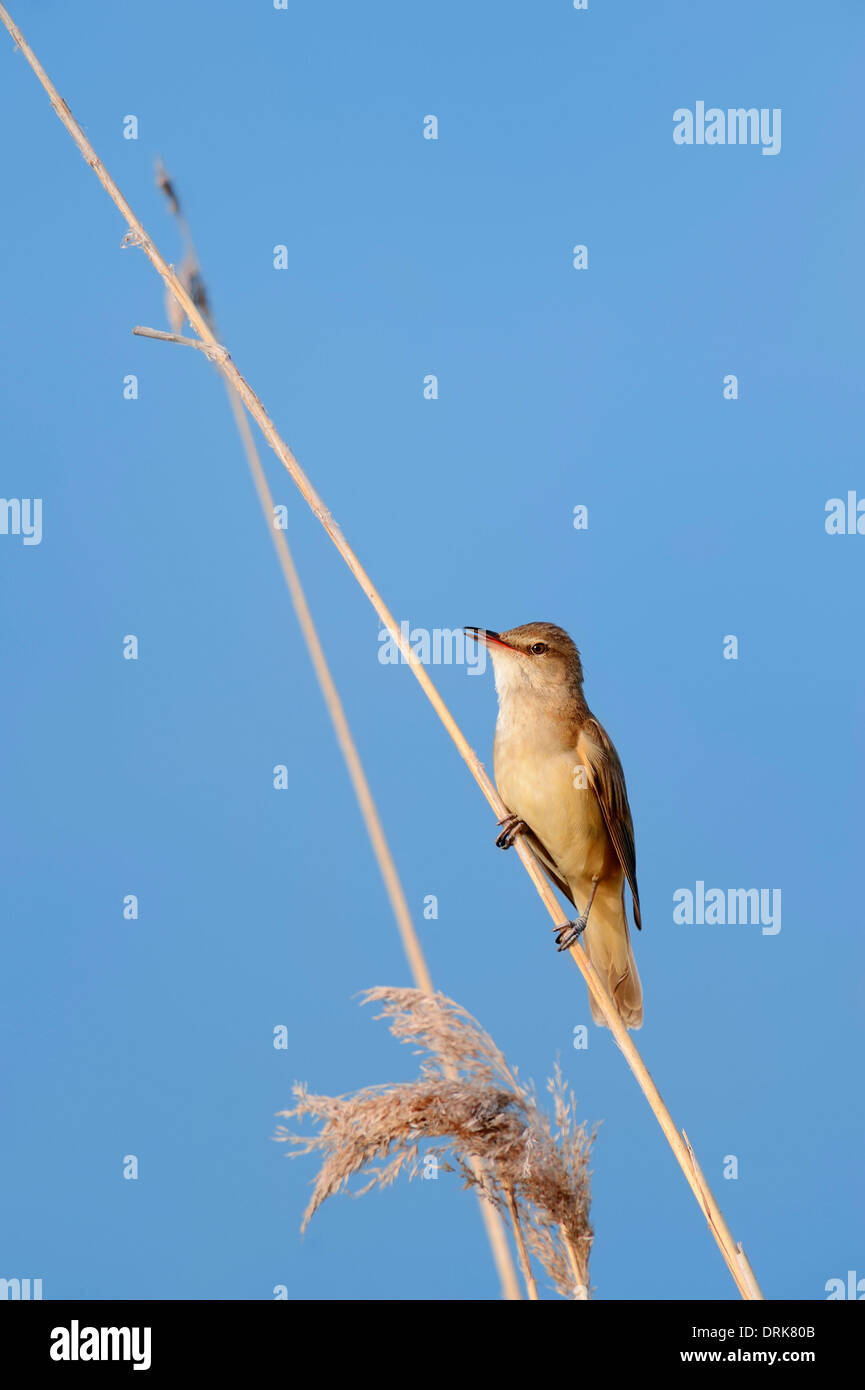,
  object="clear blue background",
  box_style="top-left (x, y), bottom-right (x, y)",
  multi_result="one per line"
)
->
top-left (1, 0), bottom-right (862, 1301)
